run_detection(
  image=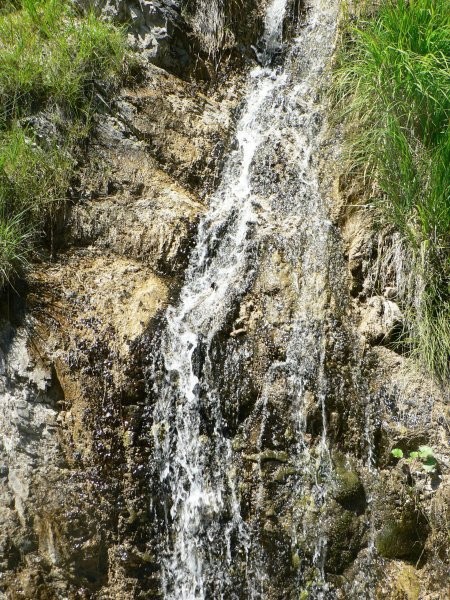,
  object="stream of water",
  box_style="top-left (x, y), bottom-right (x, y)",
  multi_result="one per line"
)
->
top-left (150, 1), bottom-right (343, 597)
